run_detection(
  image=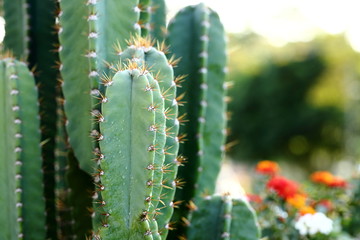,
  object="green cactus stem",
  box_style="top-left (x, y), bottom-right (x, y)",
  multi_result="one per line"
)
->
top-left (3, 0), bottom-right (29, 59)
top-left (166, 4), bottom-right (228, 236)
top-left (0, 58), bottom-right (19, 240)
top-left (230, 199), bottom-right (261, 240)
top-left (139, 0), bottom-right (151, 36)
top-left (149, 0), bottom-right (167, 42)
top-left (0, 57), bottom-right (45, 239)
top-left (186, 195), bottom-right (232, 240)
top-left (96, 66), bottom-right (157, 239)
